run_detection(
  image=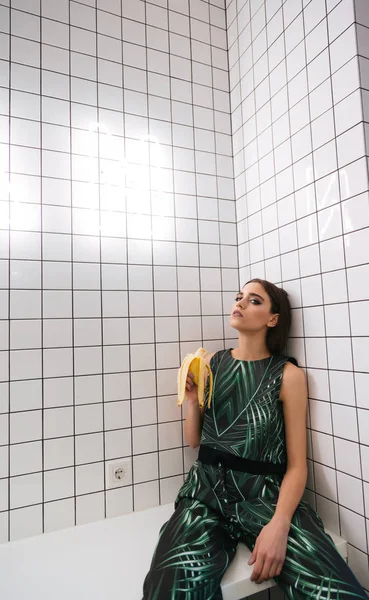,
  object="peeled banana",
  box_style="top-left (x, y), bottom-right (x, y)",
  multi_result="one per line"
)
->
top-left (177, 347), bottom-right (213, 409)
